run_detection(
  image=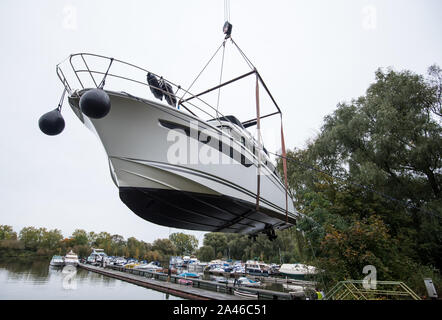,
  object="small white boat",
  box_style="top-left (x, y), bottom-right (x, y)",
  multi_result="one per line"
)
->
top-left (279, 263), bottom-right (318, 280)
top-left (64, 250), bottom-right (79, 266)
top-left (134, 262), bottom-right (163, 272)
top-left (124, 262), bottom-right (140, 269)
top-left (50, 255), bottom-right (64, 267)
top-left (245, 260), bottom-right (269, 277)
top-left (188, 262), bottom-right (207, 273)
top-left (86, 248), bottom-right (109, 265)
top-left (233, 289), bottom-right (258, 299)
top-left (114, 257), bottom-right (127, 266)
top-left (213, 276), bottom-right (231, 284)
top-left (237, 277), bottom-right (261, 287)
top-left (210, 266), bottom-right (227, 274)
